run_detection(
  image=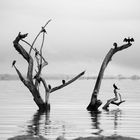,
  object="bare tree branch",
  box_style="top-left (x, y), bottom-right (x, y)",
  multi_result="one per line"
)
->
top-left (21, 39), bottom-right (48, 65)
top-left (50, 71), bottom-right (85, 93)
top-left (29, 19), bottom-right (51, 54)
top-left (13, 32), bottom-right (34, 80)
top-left (87, 41), bottom-right (132, 111)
